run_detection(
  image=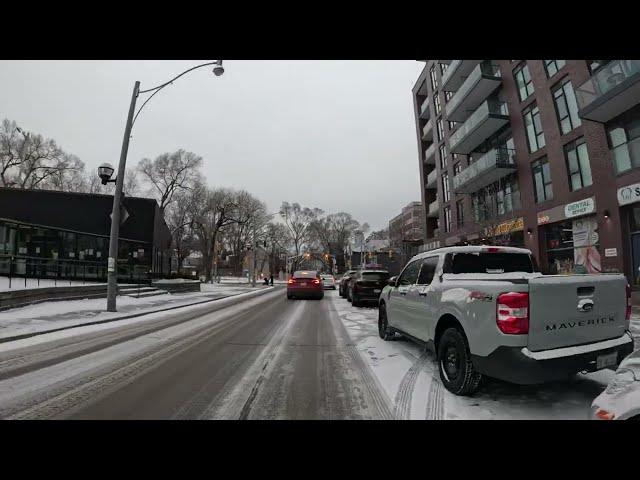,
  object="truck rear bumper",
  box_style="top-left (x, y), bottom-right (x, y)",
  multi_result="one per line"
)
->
top-left (472, 333), bottom-right (635, 385)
